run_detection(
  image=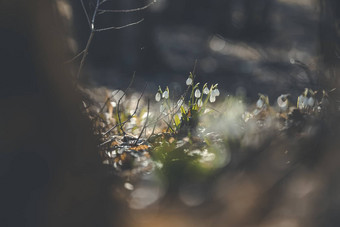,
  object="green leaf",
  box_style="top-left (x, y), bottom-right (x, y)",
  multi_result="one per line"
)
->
top-left (174, 114), bottom-right (181, 127)
top-left (180, 105), bottom-right (186, 115)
